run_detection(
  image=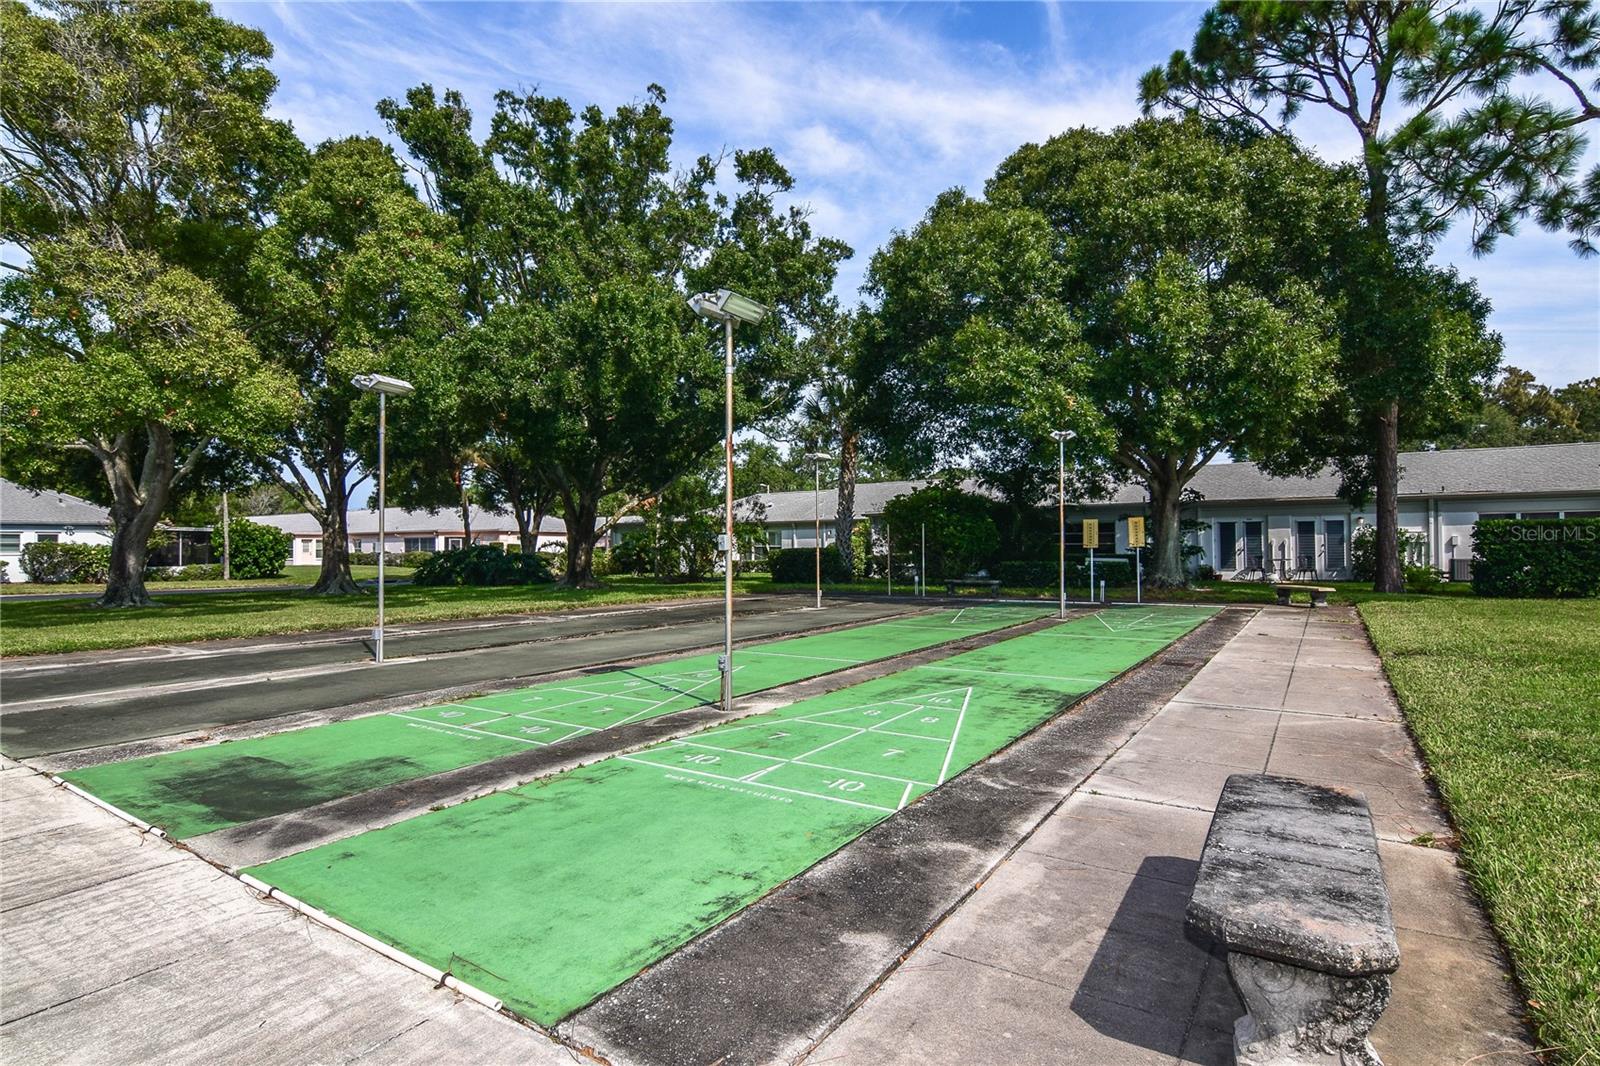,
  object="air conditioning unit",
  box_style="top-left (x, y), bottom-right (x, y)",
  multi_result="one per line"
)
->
top-left (1450, 558), bottom-right (1472, 582)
